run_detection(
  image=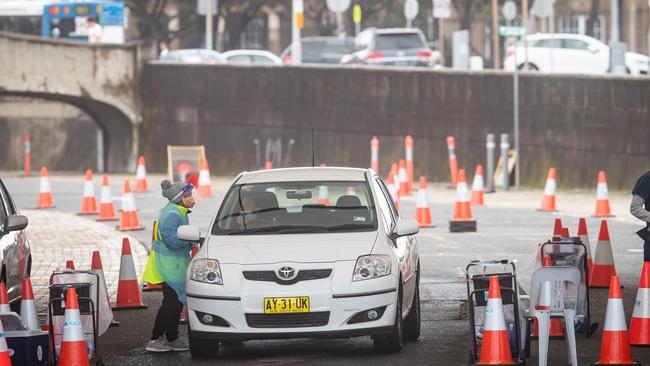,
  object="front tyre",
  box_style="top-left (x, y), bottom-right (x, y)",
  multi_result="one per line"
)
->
top-left (188, 324), bottom-right (220, 358)
top-left (403, 274), bottom-right (421, 342)
top-left (373, 286), bottom-right (403, 353)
